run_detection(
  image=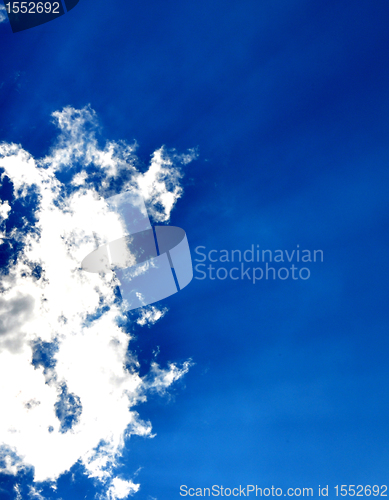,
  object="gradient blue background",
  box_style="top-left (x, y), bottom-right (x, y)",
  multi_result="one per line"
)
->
top-left (1, 0), bottom-right (389, 498)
